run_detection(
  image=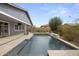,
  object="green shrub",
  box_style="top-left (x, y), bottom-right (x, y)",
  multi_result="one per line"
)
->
top-left (49, 16), bottom-right (62, 33)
